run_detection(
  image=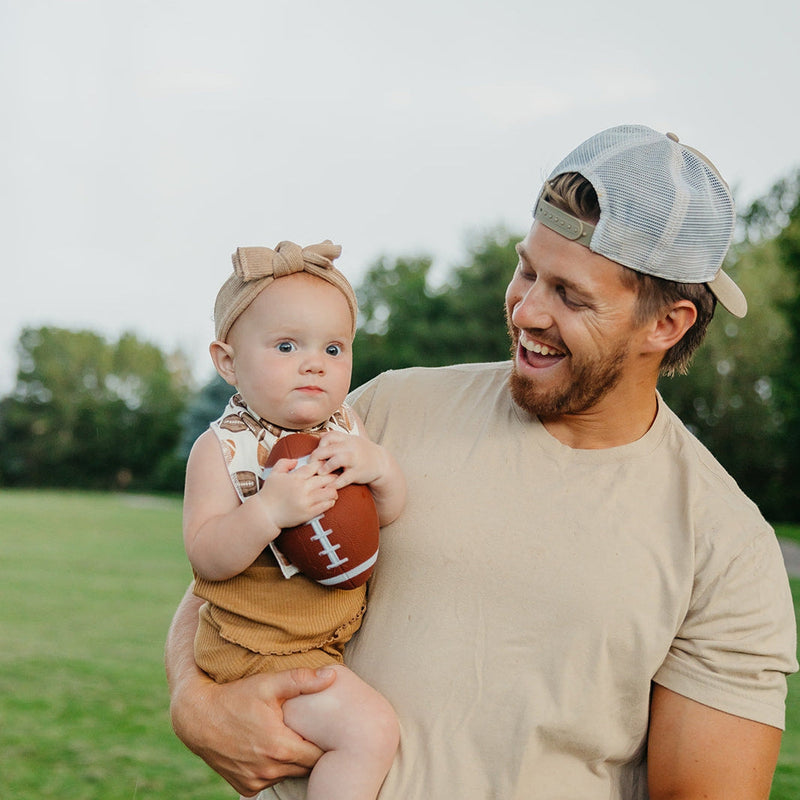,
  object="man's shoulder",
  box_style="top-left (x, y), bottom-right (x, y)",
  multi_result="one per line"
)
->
top-left (658, 398), bottom-right (771, 534)
top-left (658, 399), bottom-right (742, 485)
